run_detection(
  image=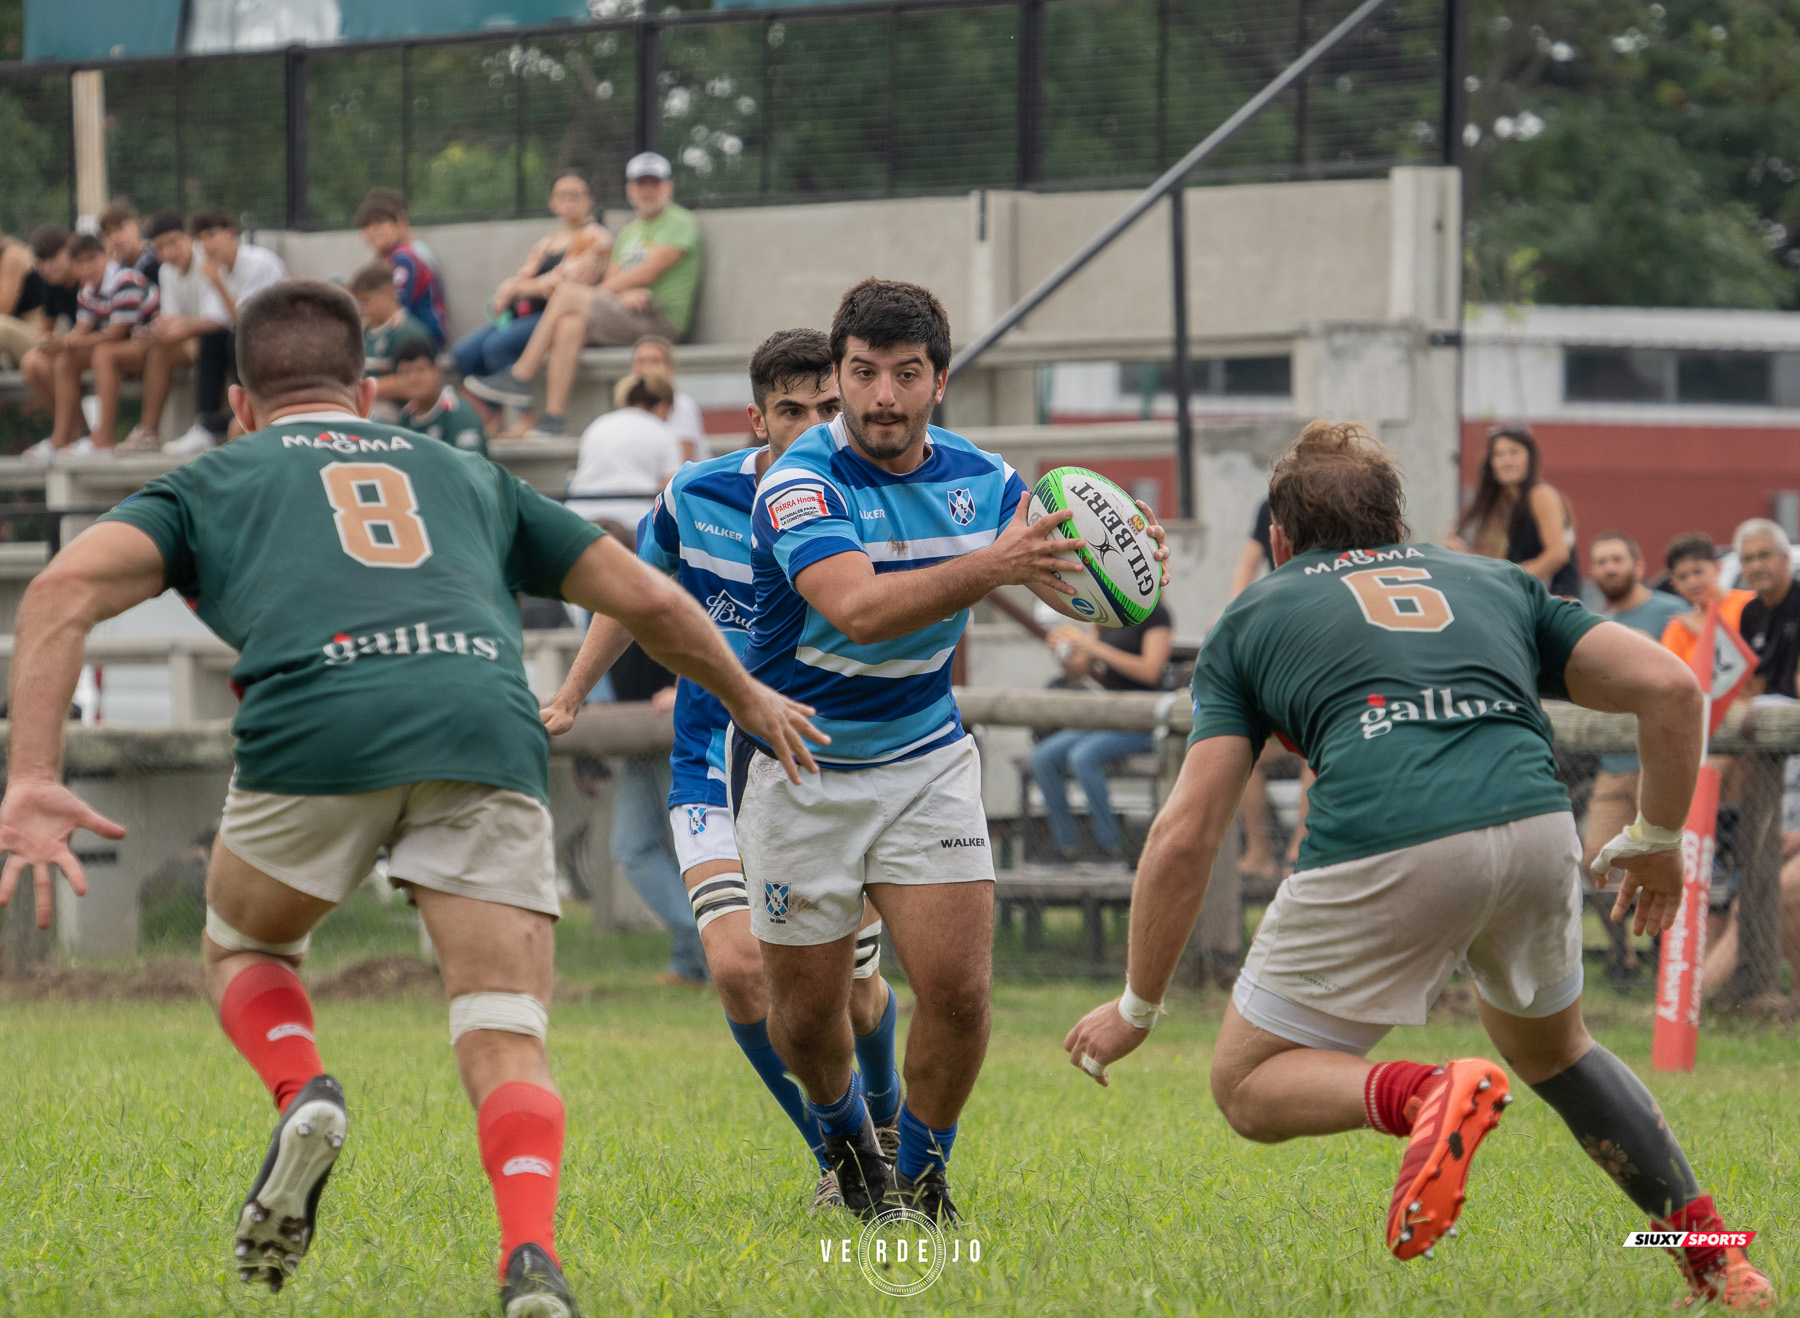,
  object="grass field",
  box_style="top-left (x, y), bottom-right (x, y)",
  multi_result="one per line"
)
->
top-left (1, 923), bottom-right (1795, 1316)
